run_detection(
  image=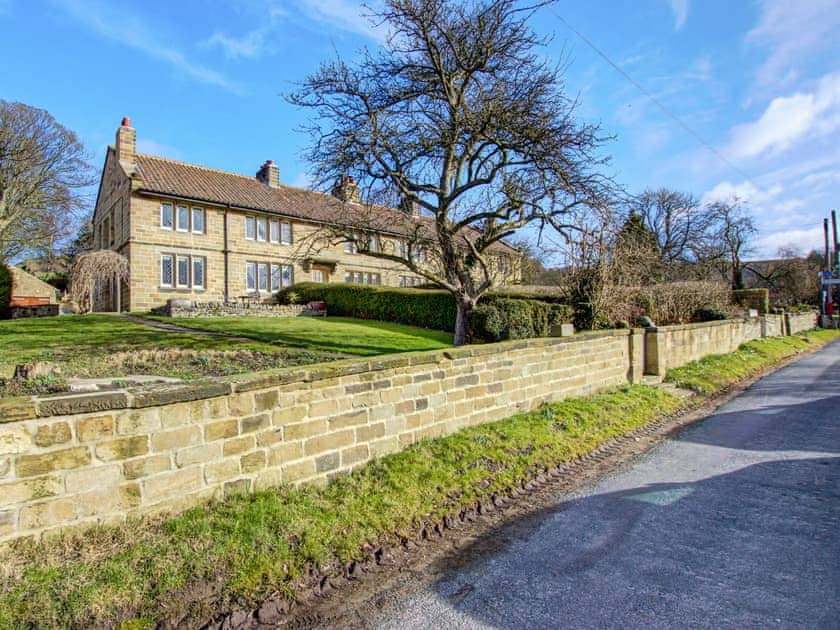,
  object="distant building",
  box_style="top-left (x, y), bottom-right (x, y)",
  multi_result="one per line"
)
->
top-left (8, 266), bottom-right (58, 306)
top-left (91, 118), bottom-right (521, 312)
